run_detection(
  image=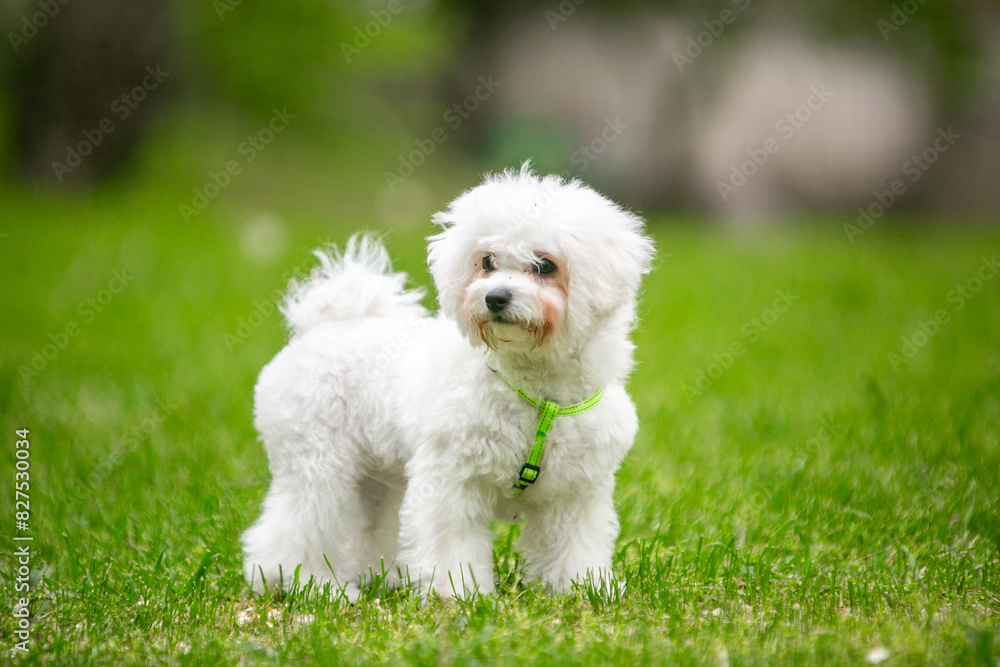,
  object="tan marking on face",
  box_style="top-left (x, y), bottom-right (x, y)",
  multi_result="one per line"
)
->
top-left (463, 286), bottom-right (495, 349)
top-left (532, 254), bottom-right (567, 347)
top-left (535, 295), bottom-right (561, 346)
